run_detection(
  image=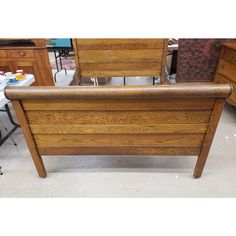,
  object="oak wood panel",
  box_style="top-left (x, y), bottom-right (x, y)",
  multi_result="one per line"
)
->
top-left (38, 146), bottom-right (201, 156)
top-left (77, 39), bottom-right (165, 50)
top-left (30, 124), bottom-right (209, 135)
top-left (34, 48), bottom-right (54, 86)
top-left (6, 49), bottom-right (35, 58)
top-left (79, 49), bottom-right (164, 63)
top-left (81, 70), bottom-right (160, 77)
top-left (0, 50), bottom-right (7, 58)
top-left (217, 58), bottom-right (236, 81)
top-left (26, 110), bottom-right (212, 125)
top-left (22, 98), bottom-right (215, 111)
top-left (34, 134), bottom-right (205, 148)
top-left (80, 62), bottom-right (162, 77)
top-left (194, 99), bottom-right (226, 177)
top-left (80, 62), bottom-right (162, 71)
top-left (11, 101), bottom-right (46, 177)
